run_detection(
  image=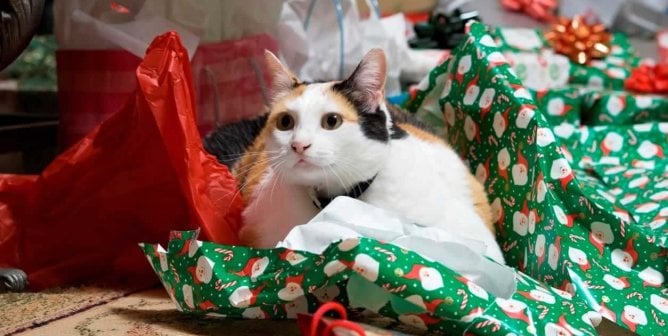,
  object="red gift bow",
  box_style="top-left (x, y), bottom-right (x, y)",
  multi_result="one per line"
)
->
top-left (297, 302), bottom-right (367, 336)
top-left (500, 0), bottom-right (558, 22)
top-left (625, 64), bottom-right (668, 93)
